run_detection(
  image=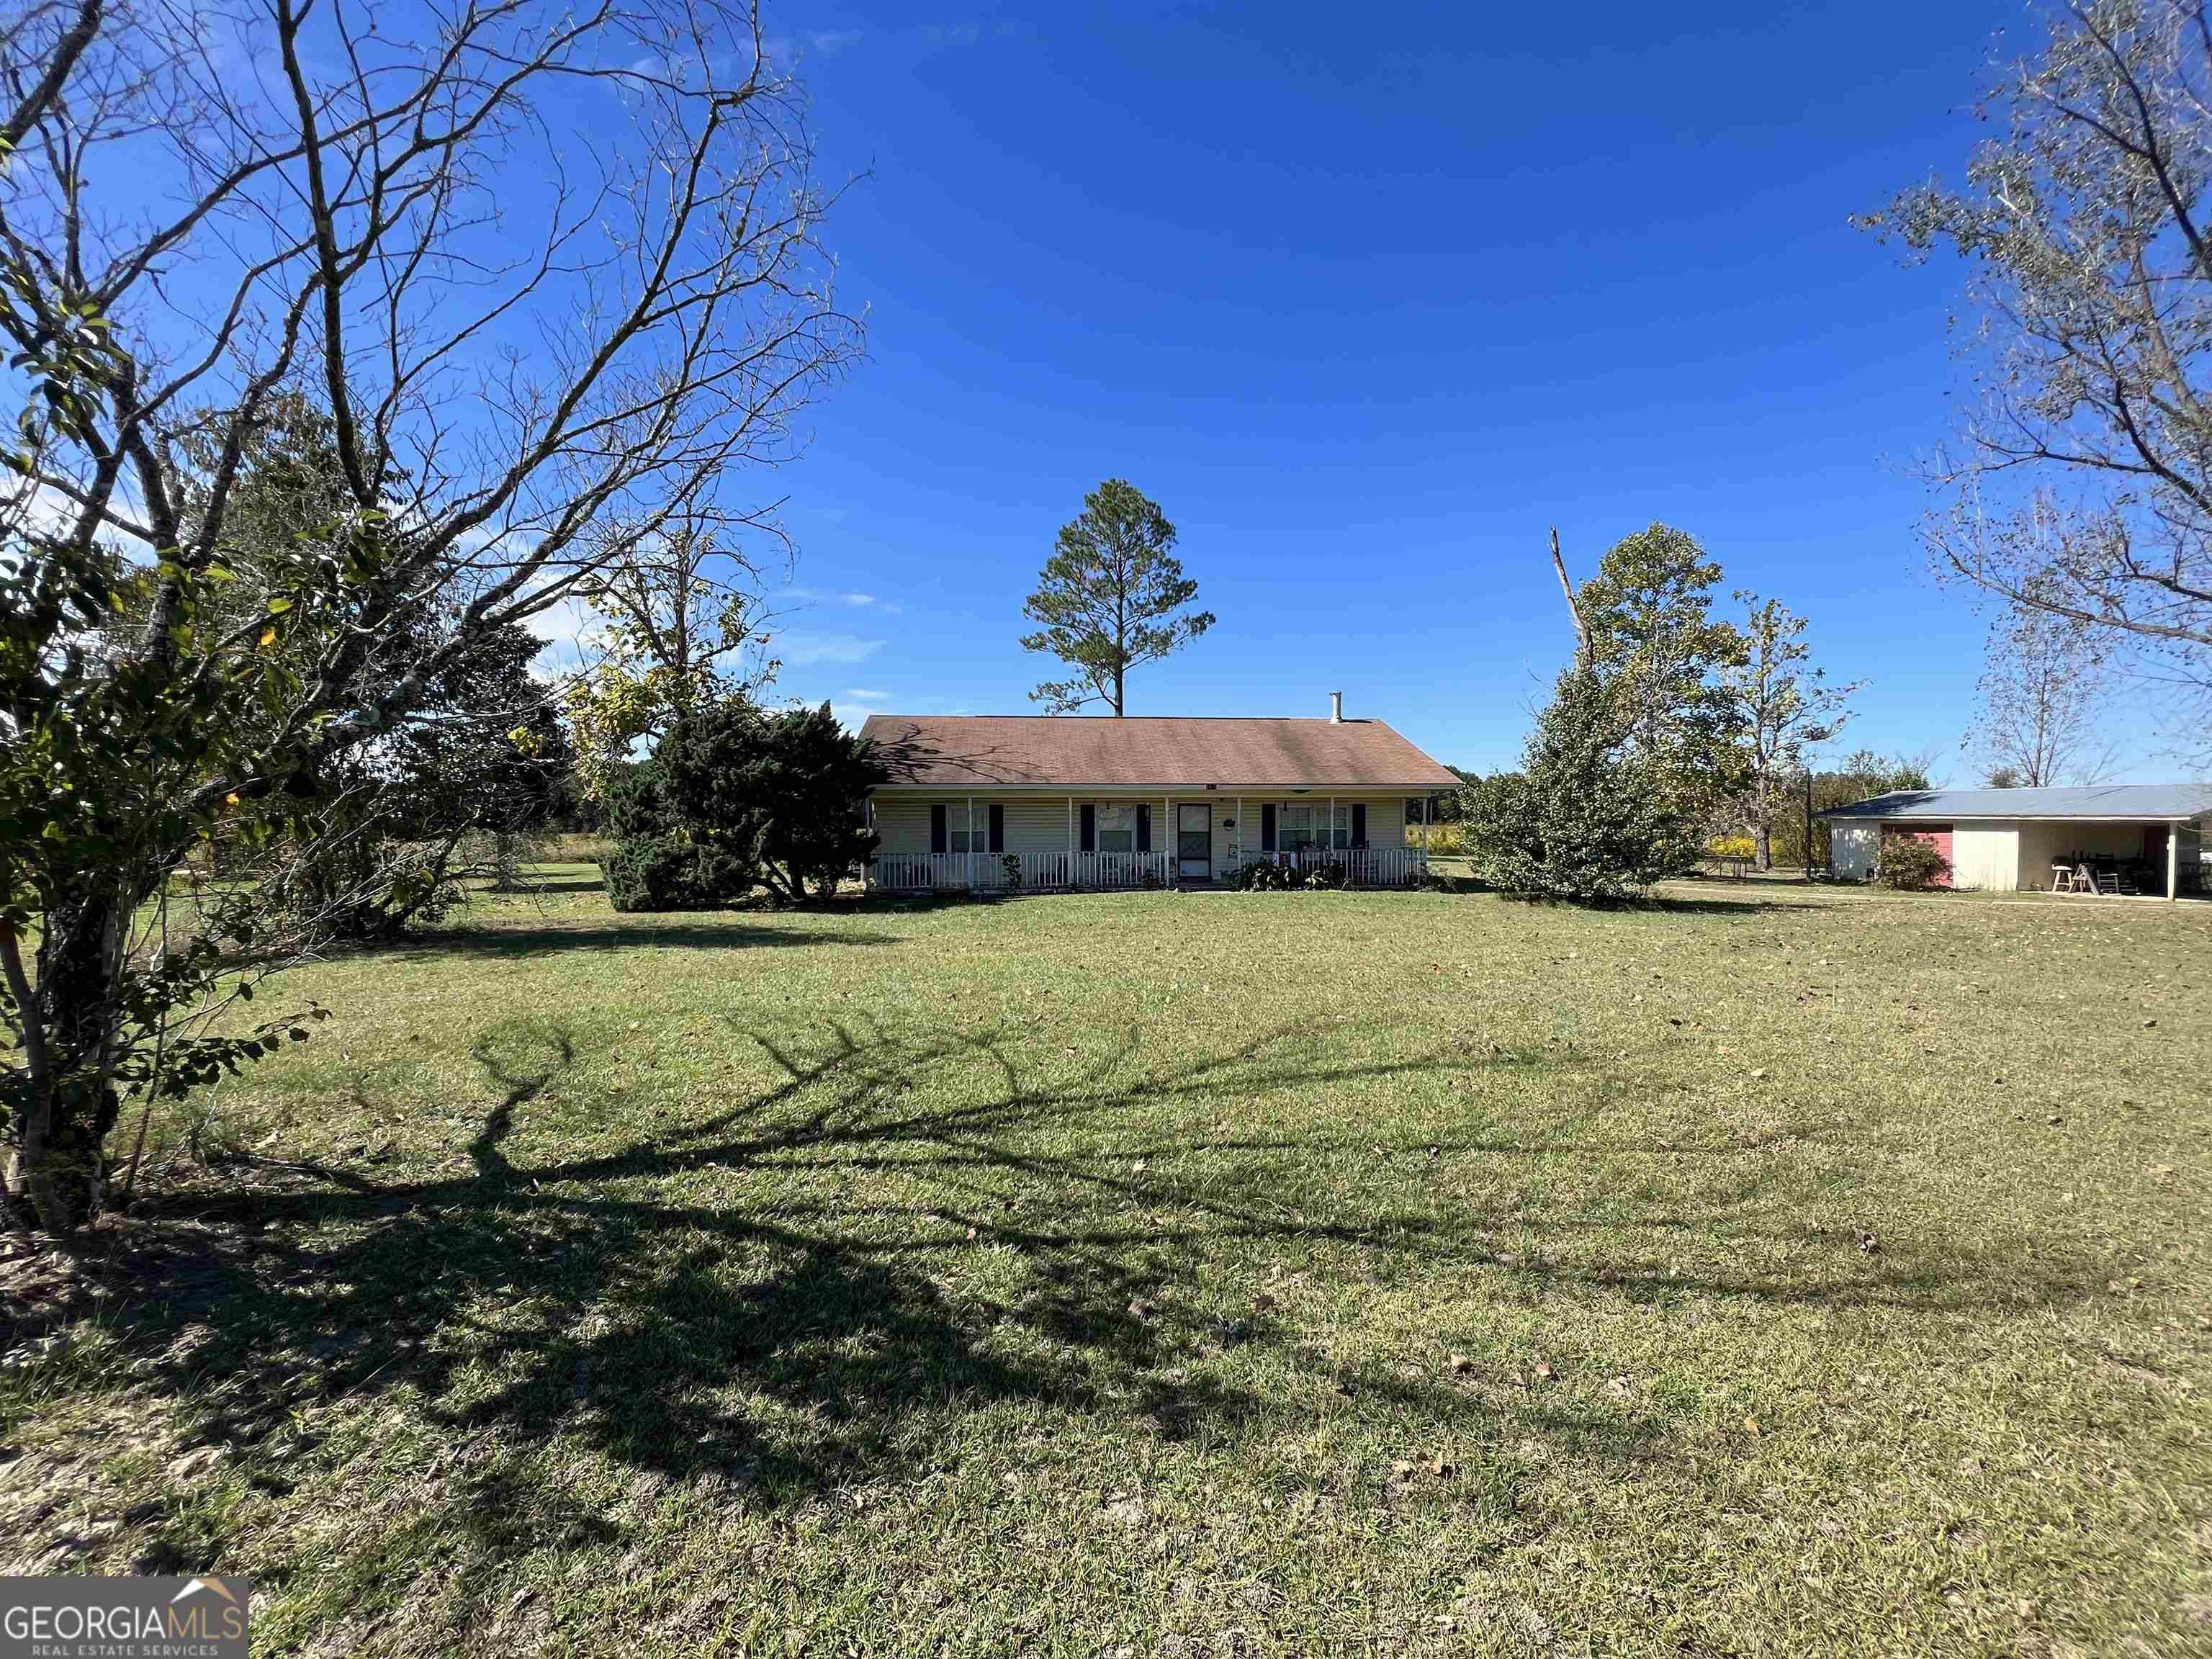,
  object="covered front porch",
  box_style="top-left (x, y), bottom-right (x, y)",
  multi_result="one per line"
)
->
top-left (865, 788), bottom-right (1435, 893)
